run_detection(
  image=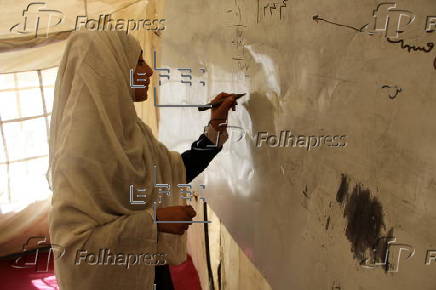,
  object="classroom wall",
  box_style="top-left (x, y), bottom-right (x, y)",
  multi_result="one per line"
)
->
top-left (157, 0), bottom-right (436, 289)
